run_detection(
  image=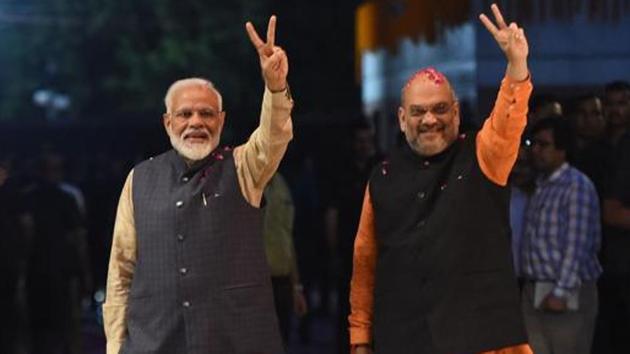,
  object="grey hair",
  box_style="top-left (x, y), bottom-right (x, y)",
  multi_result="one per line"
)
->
top-left (164, 78), bottom-right (223, 113)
